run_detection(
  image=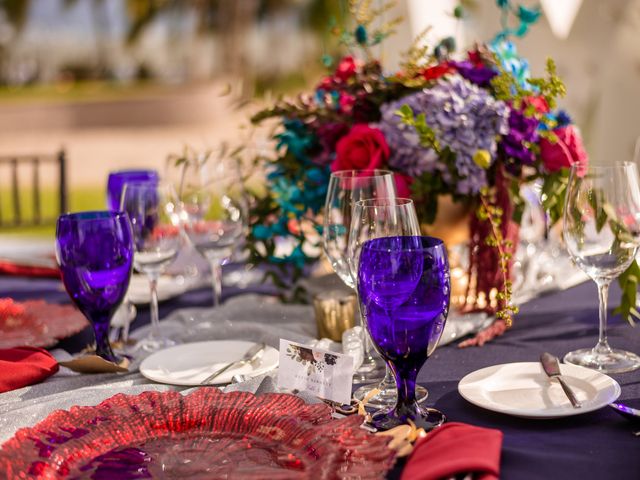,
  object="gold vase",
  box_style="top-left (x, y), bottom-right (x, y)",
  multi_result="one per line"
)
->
top-left (419, 195), bottom-right (472, 309)
top-left (419, 195), bottom-right (471, 246)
